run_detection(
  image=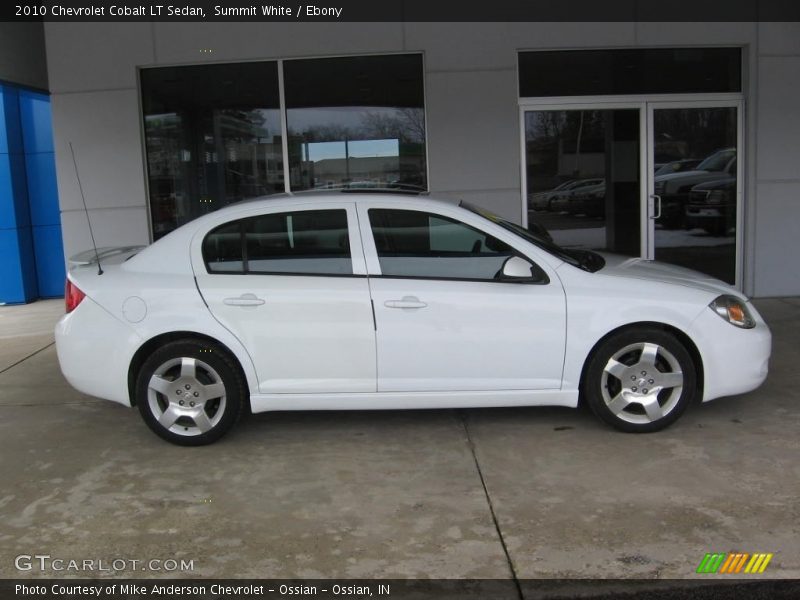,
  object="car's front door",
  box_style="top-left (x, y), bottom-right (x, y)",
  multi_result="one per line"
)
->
top-left (194, 205), bottom-right (376, 394)
top-left (357, 204), bottom-right (566, 392)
